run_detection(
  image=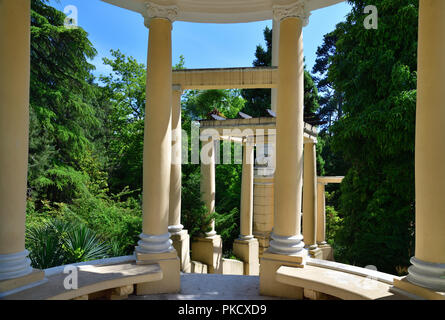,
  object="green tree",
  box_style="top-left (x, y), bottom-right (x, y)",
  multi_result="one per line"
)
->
top-left (99, 49), bottom-right (147, 193)
top-left (325, 0), bottom-right (418, 273)
top-left (312, 29), bottom-right (345, 133)
top-left (29, 0), bottom-right (102, 205)
top-left (182, 89), bottom-right (245, 120)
